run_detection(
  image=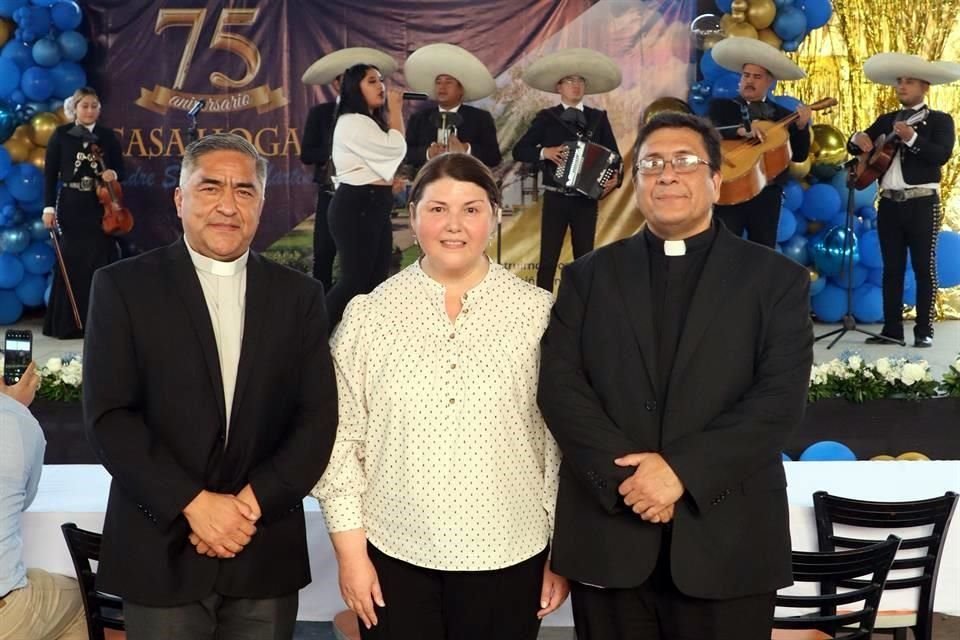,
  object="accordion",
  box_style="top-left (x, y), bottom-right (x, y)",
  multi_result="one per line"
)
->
top-left (553, 140), bottom-right (621, 200)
